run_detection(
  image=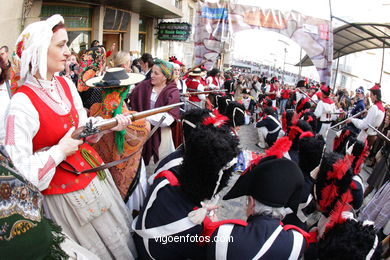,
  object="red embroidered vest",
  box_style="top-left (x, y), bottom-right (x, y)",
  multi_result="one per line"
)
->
top-left (186, 79), bottom-right (202, 102)
top-left (269, 84), bottom-right (277, 100)
top-left (17, 76), bottom-right (101, 195)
